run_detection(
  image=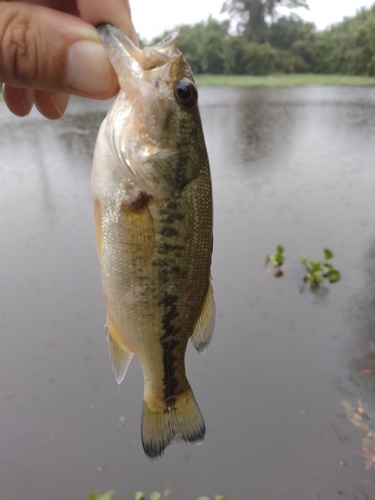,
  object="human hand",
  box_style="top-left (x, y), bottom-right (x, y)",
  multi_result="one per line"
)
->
top-left (0, 0), bottom-right (137, 119)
